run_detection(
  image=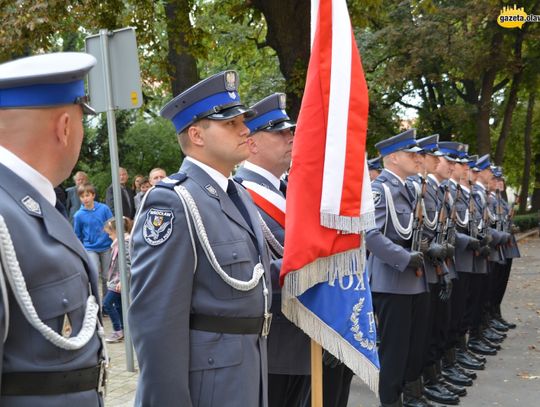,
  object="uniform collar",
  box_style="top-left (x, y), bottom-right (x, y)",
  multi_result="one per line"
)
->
top-left (384, 168), bottom-right (405, 186)
top-left (449, 178), bottom-right (458, 186)
top-left (184, 156), bottom-right (230, 193)
top-left (0, 145), bottom-right (56, 206)
top-left (242, 161), bottom-right (281, 191)
top-left (427, 173), bottom-right (440, 187)
top-left (475, 180), bottom-right (487, 191)
top-left (460, 184), bottom-right (470, 193)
